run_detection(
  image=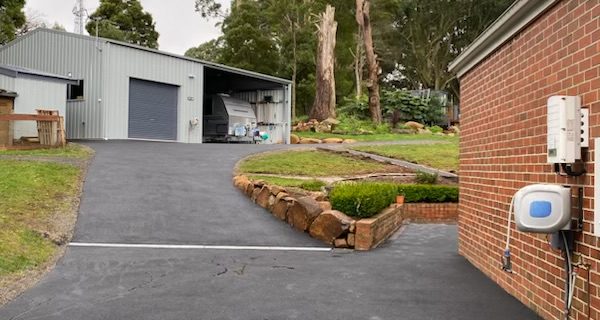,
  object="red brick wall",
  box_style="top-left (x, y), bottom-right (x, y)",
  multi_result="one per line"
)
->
top-left (458, 1), bottom-right (599, 319)
top-left (402, 203), bottom-right (458, 222)
top-left (355, 206), bottom-right (404, 250)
